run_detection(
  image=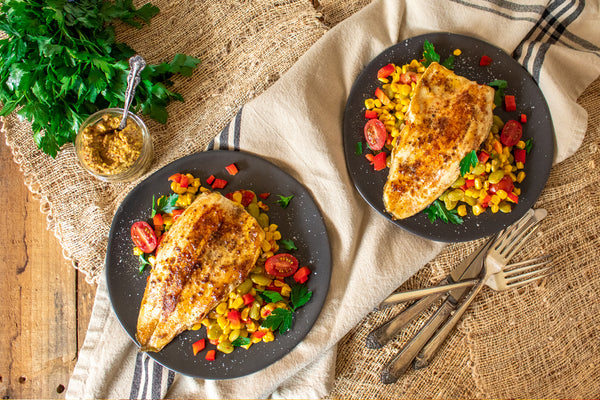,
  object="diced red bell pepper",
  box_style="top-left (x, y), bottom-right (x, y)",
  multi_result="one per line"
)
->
top-left (227, 309), bottom-right (241, 323)
top-left (374, 87), bottom-right (390, 105)
top-left (206, 175), bottom-right (215, 185)
top-left (480, 194), bottom-right (492, 209)
top-left (179, 174), bottom-right (189, 188)
top-left (507, 192), bottom-right (519, 203)
top-left (259, 193), bottom-right (270, 199)
top-left (252, 331), bottom-right (267, 339)
top-left (225, 163), bottom-right (239, 176)
top-left (293, 266), bottom-right (311, 284)
top-left (377, 63), bottom-right (395, 79)
top-left (365, 110), bottom-right (378, 119)
top-left (465, 179), bottom-right (476, 188)
top-left (504, 95), bottom-right (517, 112)
top-left (168, 173), bottom-right (182, 183)
top-left (153, 213), bottom-right (164, 230)
top-left (211, 178), bottom-right (228, 189)
top-left (172, 209), bottom-right (184, 221)
top-left (242, 293), bottom-right (254, 306)
top-left (368, 151), bottom-right (387, 171)
top-left (205, 350), bottom-right (216, 361)
top-left (514, 148), bottom-right (527, 164)
top-left (240, 190), bottom-right (255, 206)
top-left (192, 339), bottom-right (205, 356)
top-left (477, 150), bottom-right (490, 164)
top-left (520, 113), bottom-right (527, 123)
top-left (479, 55), bottom-right (492, 66)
